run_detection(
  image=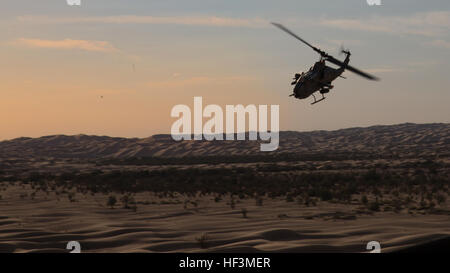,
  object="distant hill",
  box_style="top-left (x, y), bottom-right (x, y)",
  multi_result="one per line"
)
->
top-left (0, 123), bottom-right (449, 159)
